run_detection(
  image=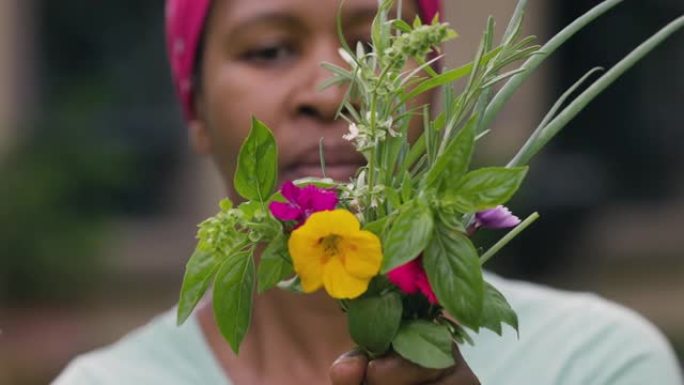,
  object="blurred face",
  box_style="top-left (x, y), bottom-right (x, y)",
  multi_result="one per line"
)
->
top-left (190, 0), bottom-right (428, 196)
